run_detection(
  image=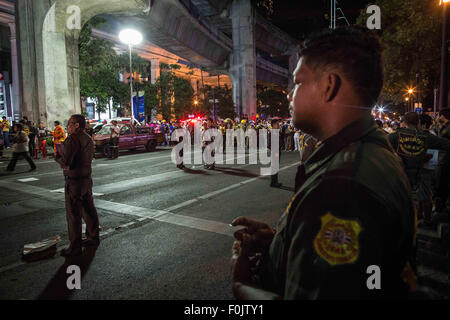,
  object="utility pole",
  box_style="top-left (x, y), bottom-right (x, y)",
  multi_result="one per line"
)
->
top-left (439, 0), bottom-right (449, 110)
